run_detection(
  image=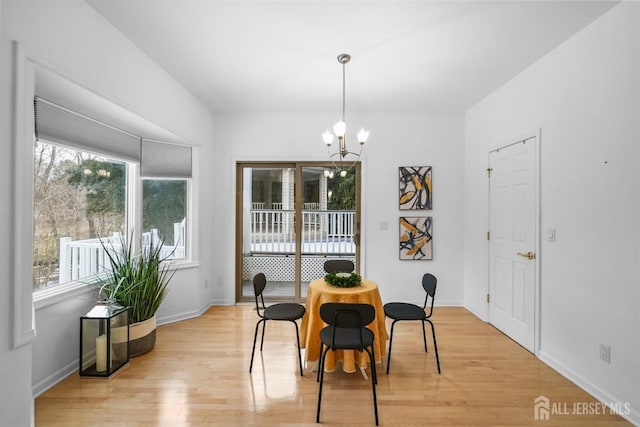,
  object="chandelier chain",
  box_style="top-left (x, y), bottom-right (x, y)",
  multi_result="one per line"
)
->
top-left (342, 60), bottom-right (346, 122)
